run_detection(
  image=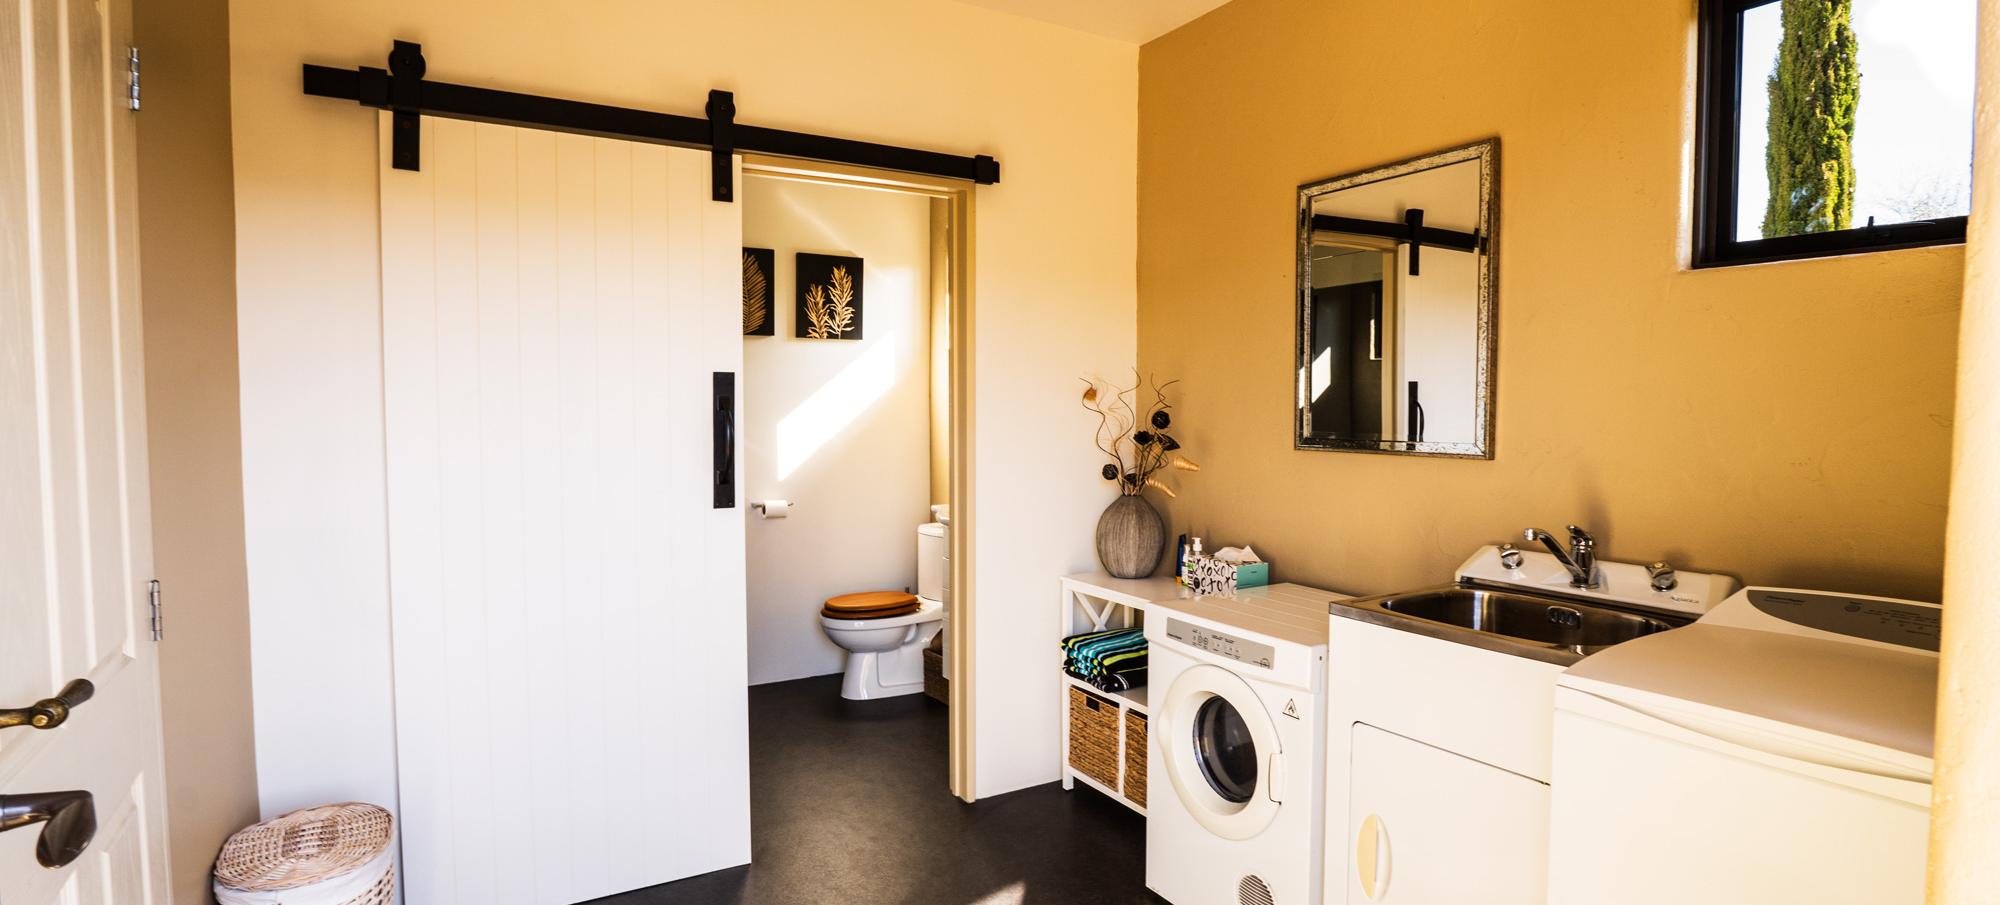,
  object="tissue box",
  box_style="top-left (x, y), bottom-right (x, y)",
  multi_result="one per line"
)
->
top-left (1187, 556), bottom-right (1268, 595)
top-left (1186, 556), bottom-right (1234, 595)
